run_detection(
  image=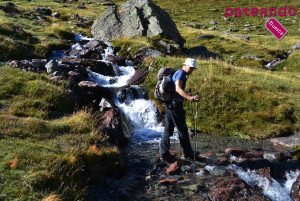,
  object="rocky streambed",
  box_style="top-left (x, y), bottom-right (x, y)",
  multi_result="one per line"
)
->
top-left (86, 132), bottom-right (300, 201)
